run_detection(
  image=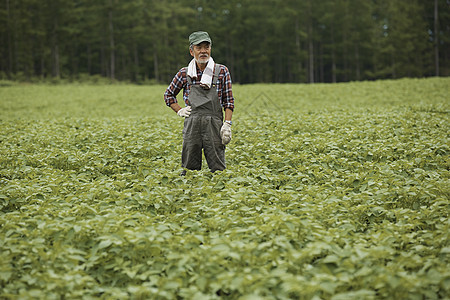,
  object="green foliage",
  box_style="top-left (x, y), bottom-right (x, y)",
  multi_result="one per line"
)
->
top-left (0, 78), bottom-right (449, 299)
top-left (1, 0), bottom-right (449, 83)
